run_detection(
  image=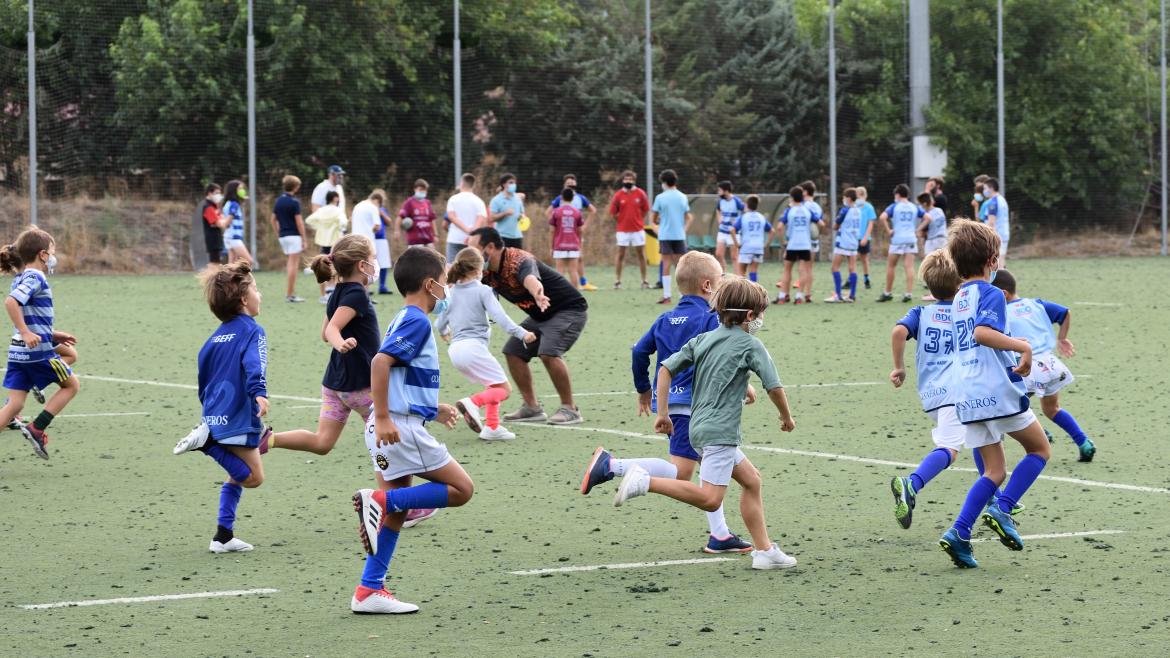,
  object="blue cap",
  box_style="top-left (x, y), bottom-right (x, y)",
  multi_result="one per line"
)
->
top-left (328, 164), bottom-right (346, 175)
